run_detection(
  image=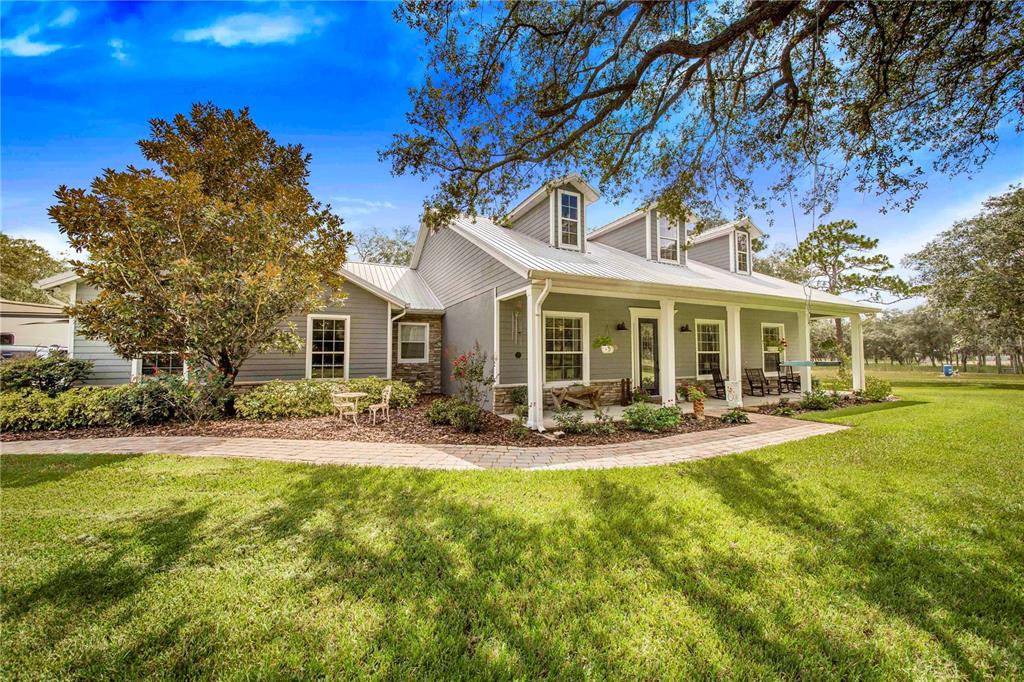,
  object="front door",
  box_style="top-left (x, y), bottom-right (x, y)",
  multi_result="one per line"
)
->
top-left (637, 318), bottom-right (660, 397)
